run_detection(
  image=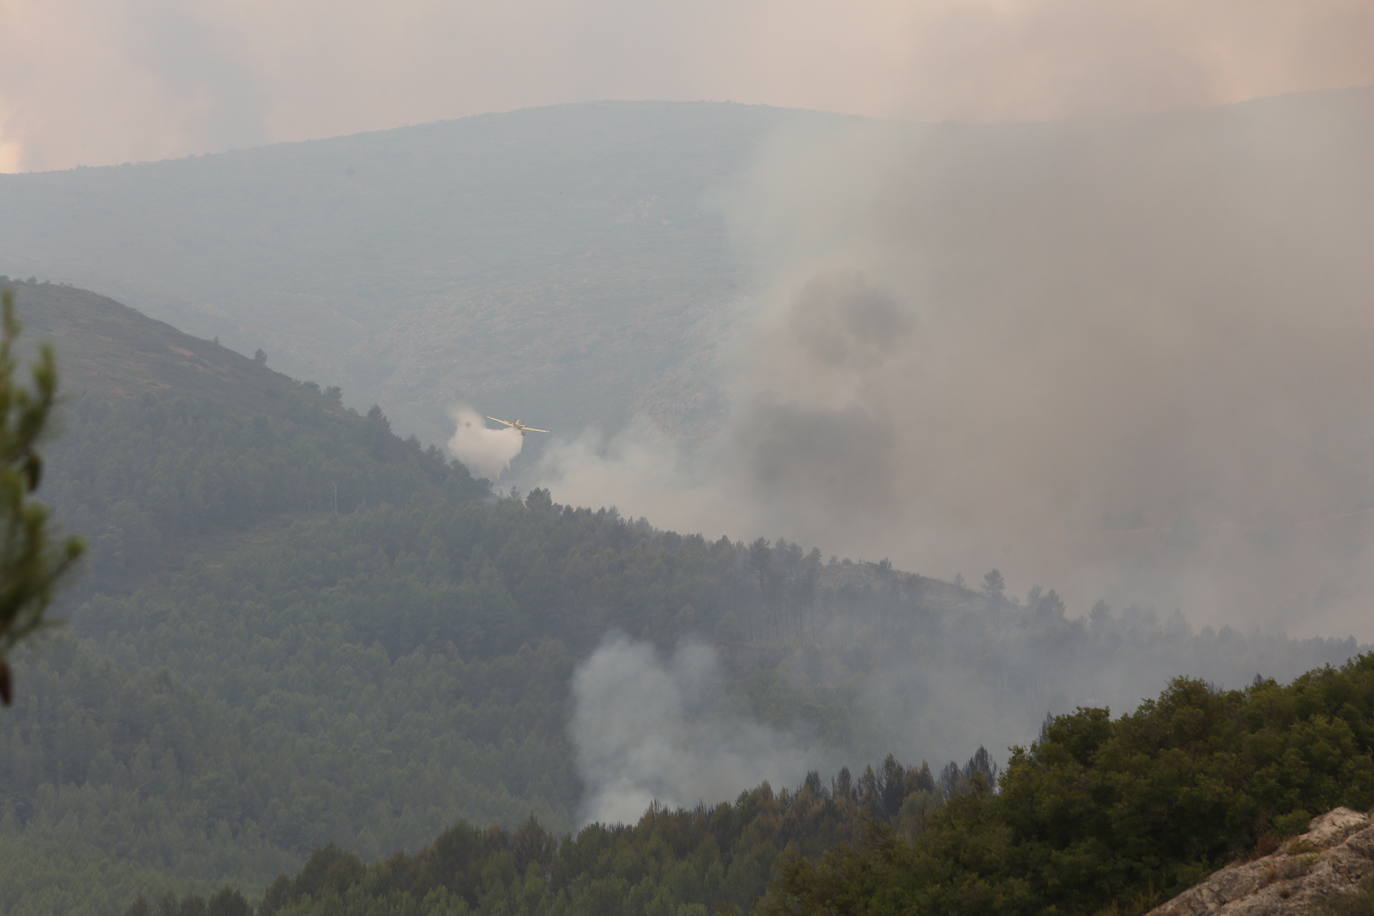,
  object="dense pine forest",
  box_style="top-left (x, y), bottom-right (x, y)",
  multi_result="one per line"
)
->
top-left (137, 653), bottom-right (1374, 915)
top-left (2, 279), bottom-right (1368, 914)
top-left (133, 753), bottom-right (972, 916)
